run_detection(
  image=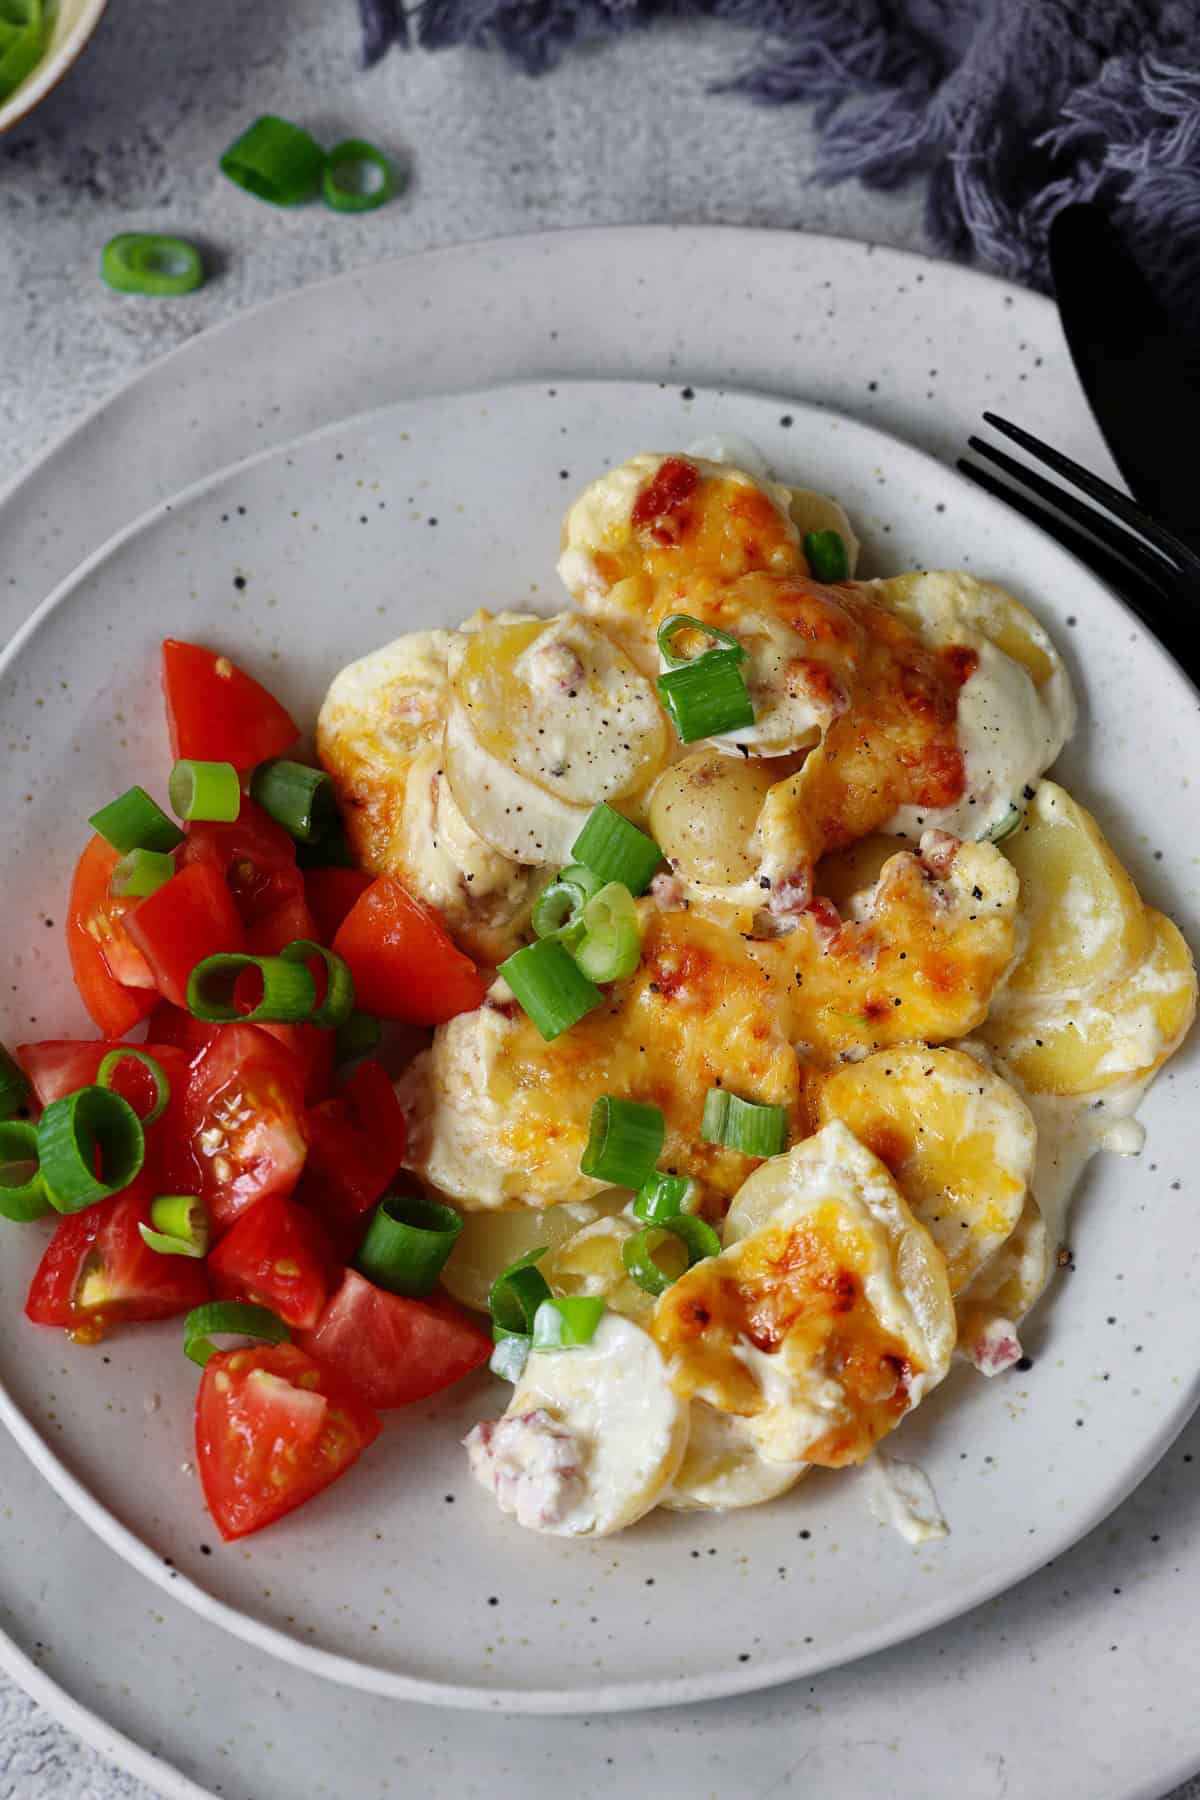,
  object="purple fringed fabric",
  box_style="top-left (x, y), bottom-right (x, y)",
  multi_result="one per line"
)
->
top-left (360, 0), bottom-right (1200, 330)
